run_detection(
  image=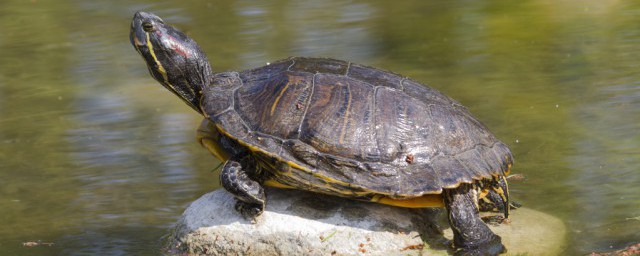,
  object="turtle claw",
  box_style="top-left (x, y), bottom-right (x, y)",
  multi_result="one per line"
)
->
top-left (235, 200), bottom-right (264, 222)
top-left (453, 234), bottom-right (505, 256)
top-left (481, 215), bottom-right (509, 226)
